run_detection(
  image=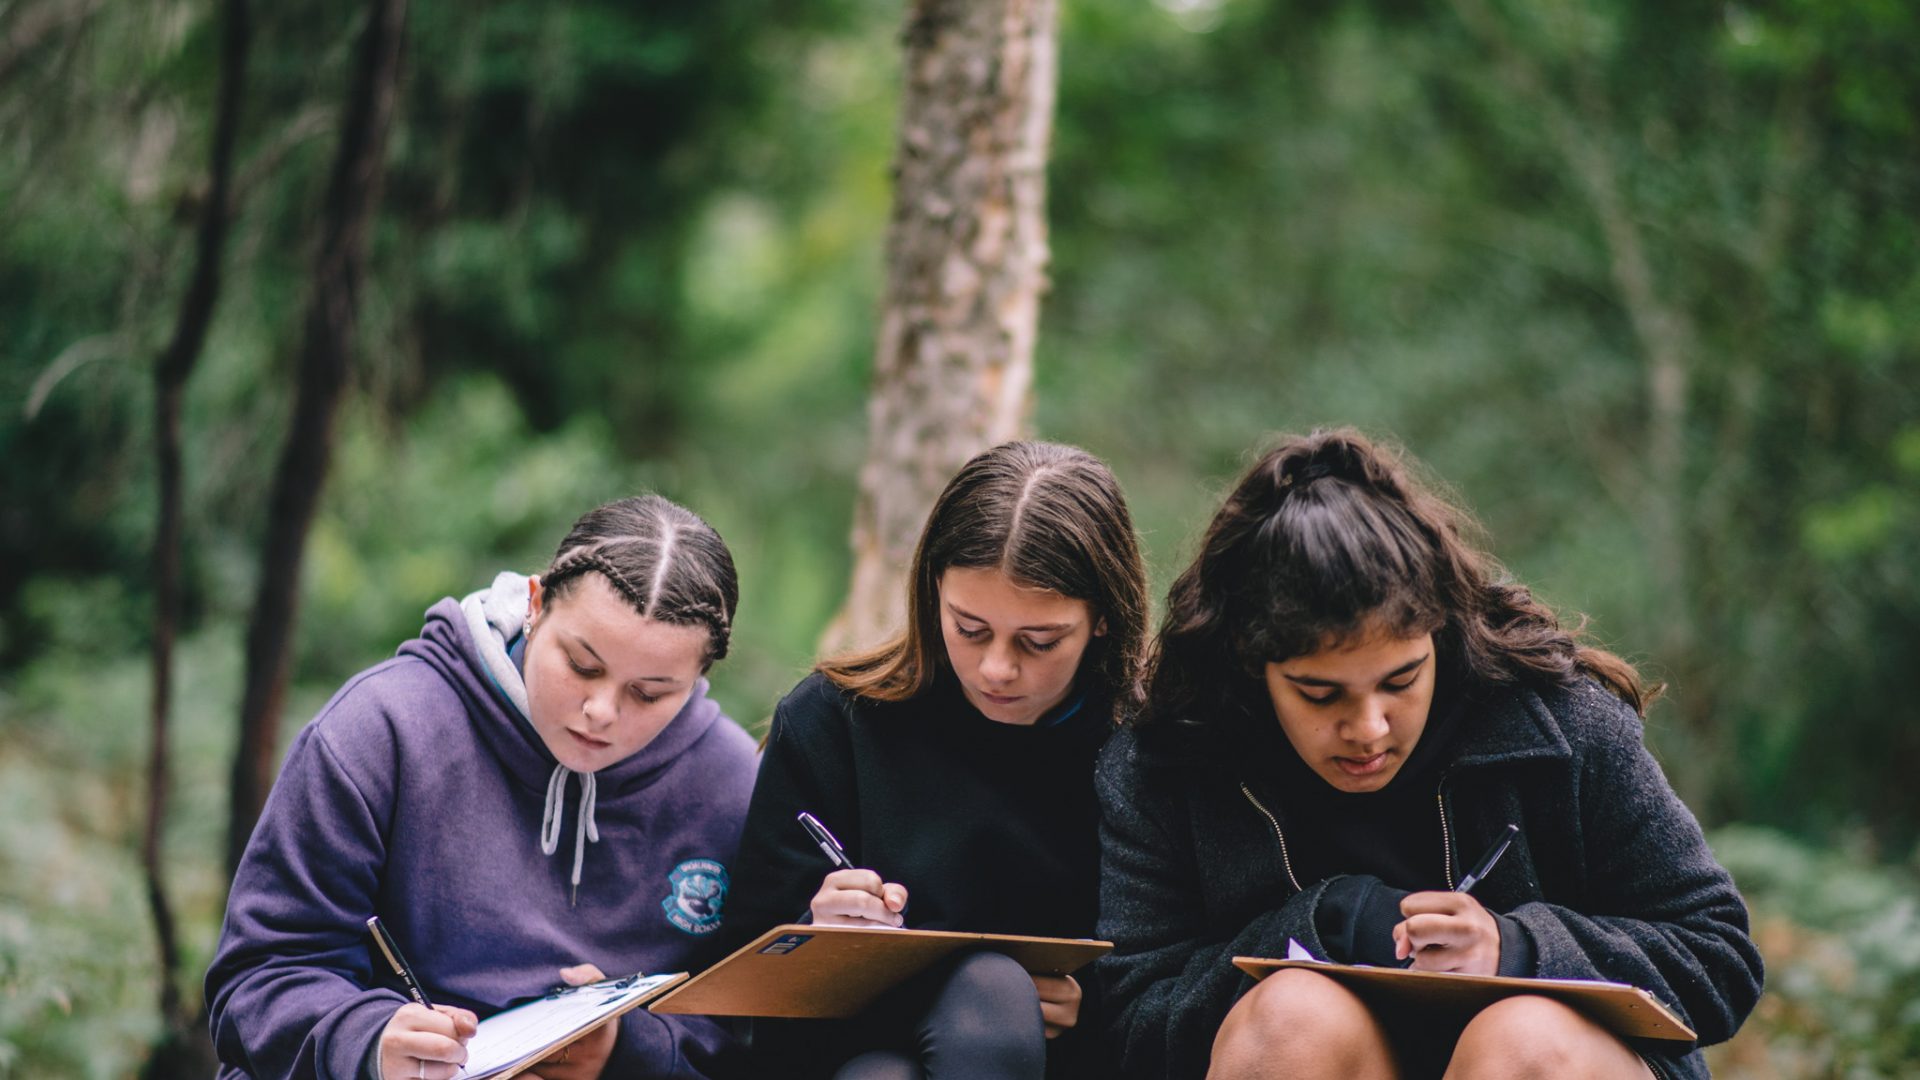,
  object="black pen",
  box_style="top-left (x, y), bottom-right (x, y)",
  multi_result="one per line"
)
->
top-left (1455, 823), bottom-right (1519, 895)
top-left (366, 915), bottom-right (435, 1008)
top-left (1402, 823), bottom-right (1518, 967)
top-left (797, 811), bottom-right (855, 871)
